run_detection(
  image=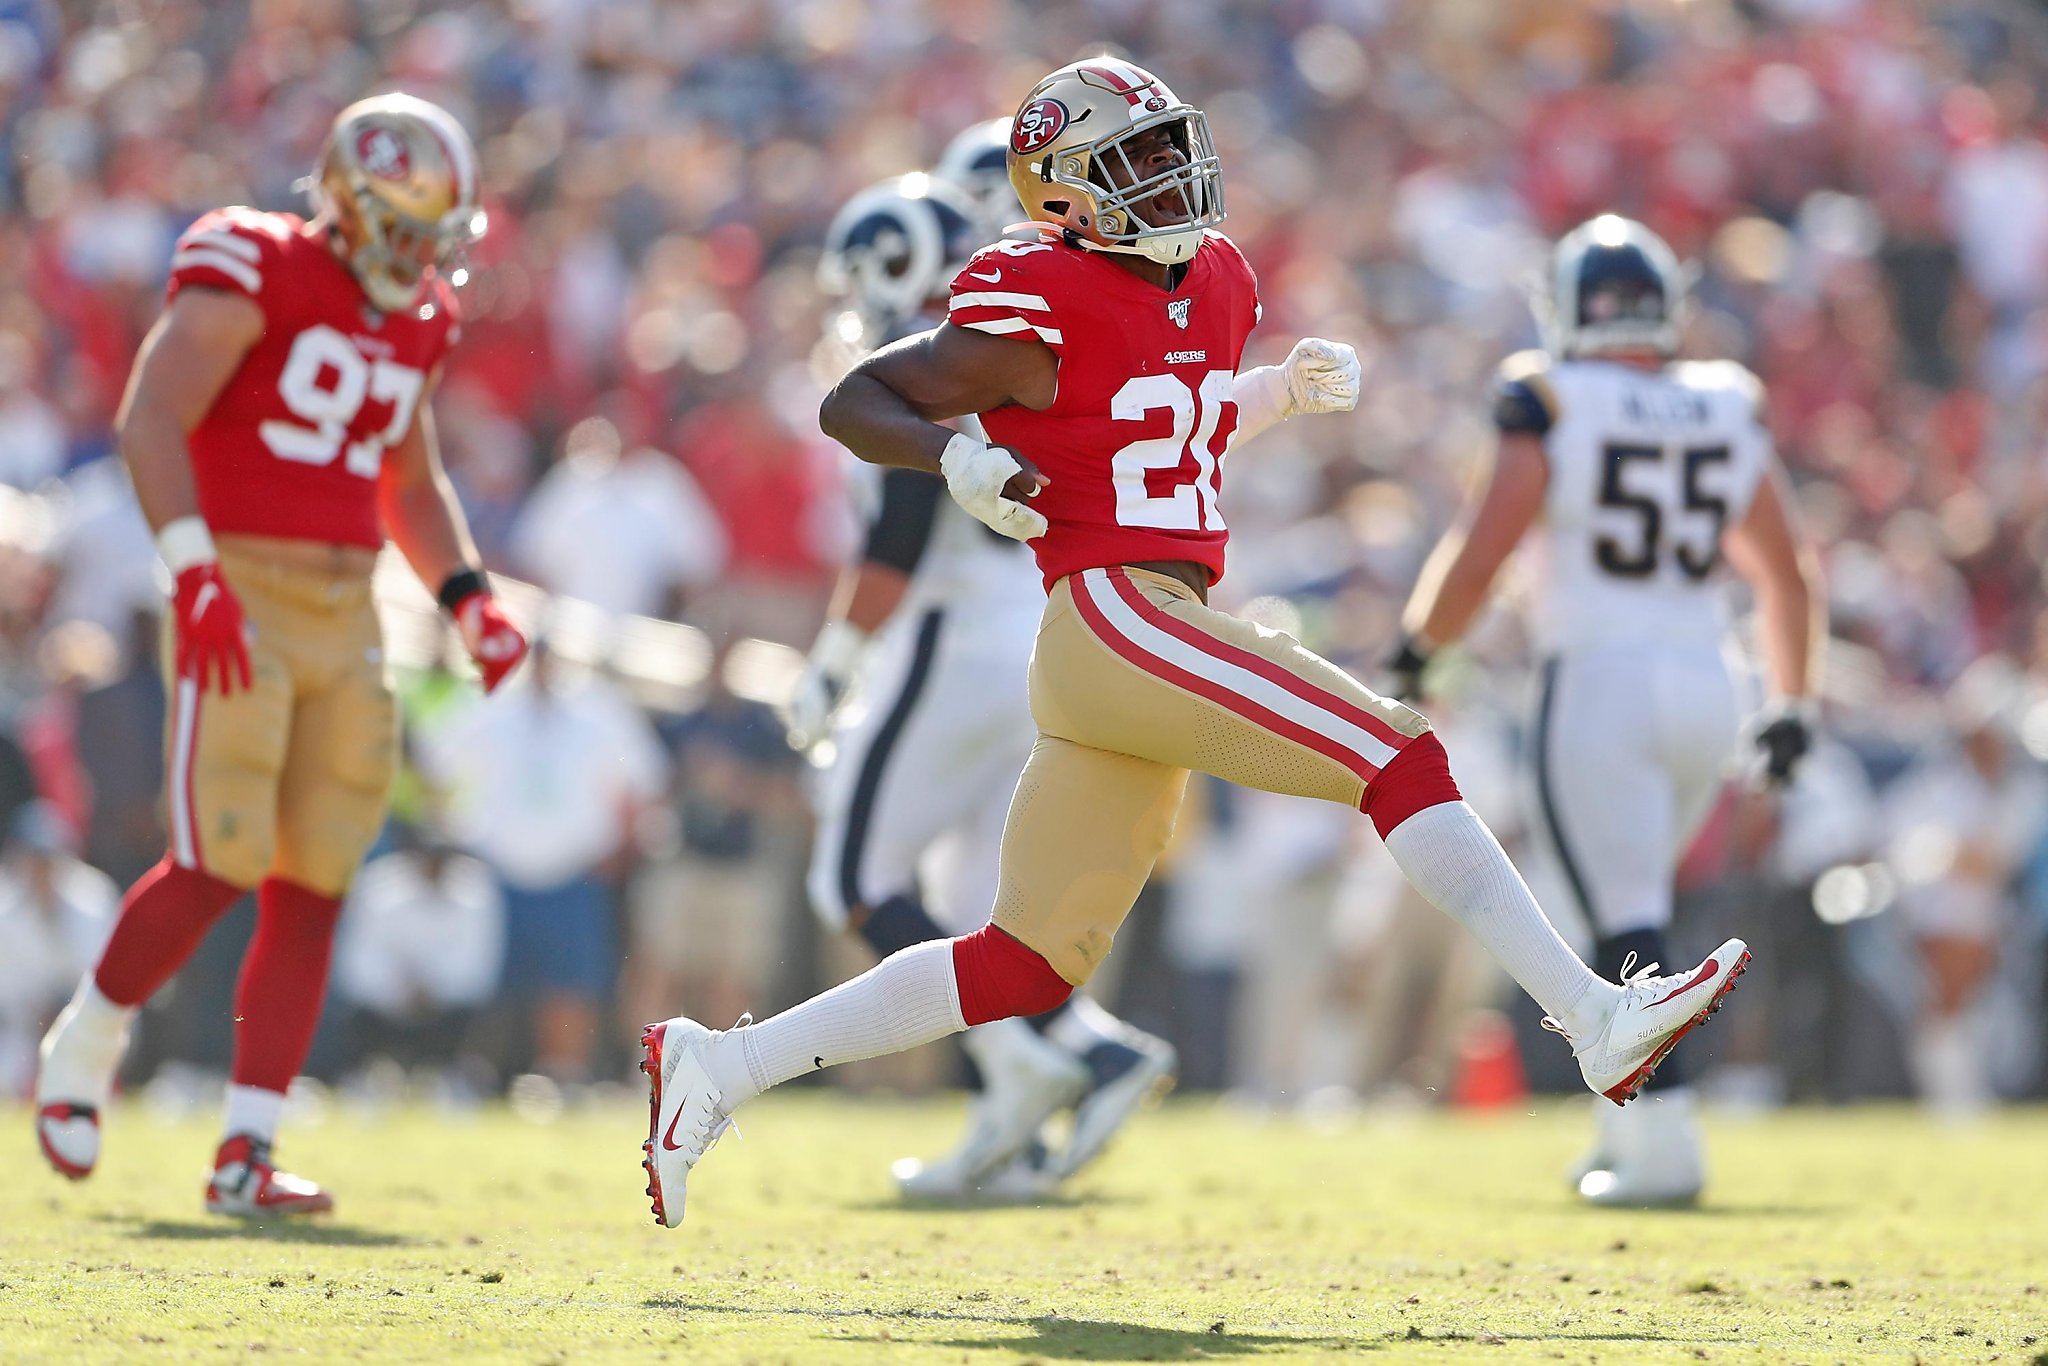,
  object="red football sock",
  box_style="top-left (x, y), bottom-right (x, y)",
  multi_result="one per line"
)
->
top-left (1362, 730), bottom-right (1464, 839)
top-left (952, 923), bottom-right (1073, 1026)
top-left (93, 857), bottom-right (246, 1007)
top-left (230, 879), bottom-right (344, 1093)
